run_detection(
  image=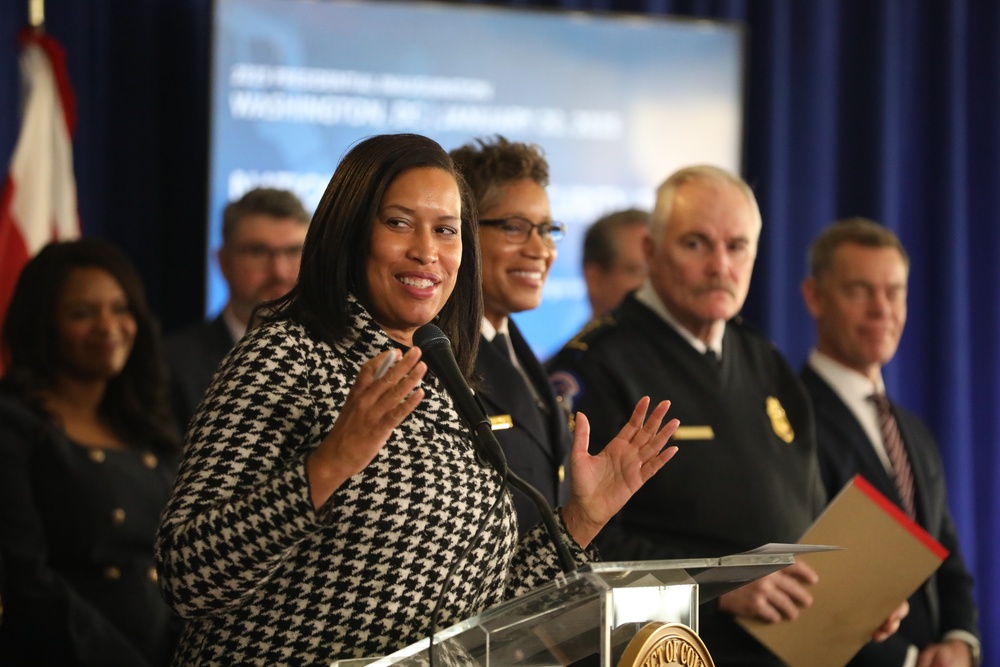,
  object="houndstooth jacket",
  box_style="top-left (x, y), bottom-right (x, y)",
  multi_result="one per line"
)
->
top-left (154, 297), bottom-right (588, 666)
